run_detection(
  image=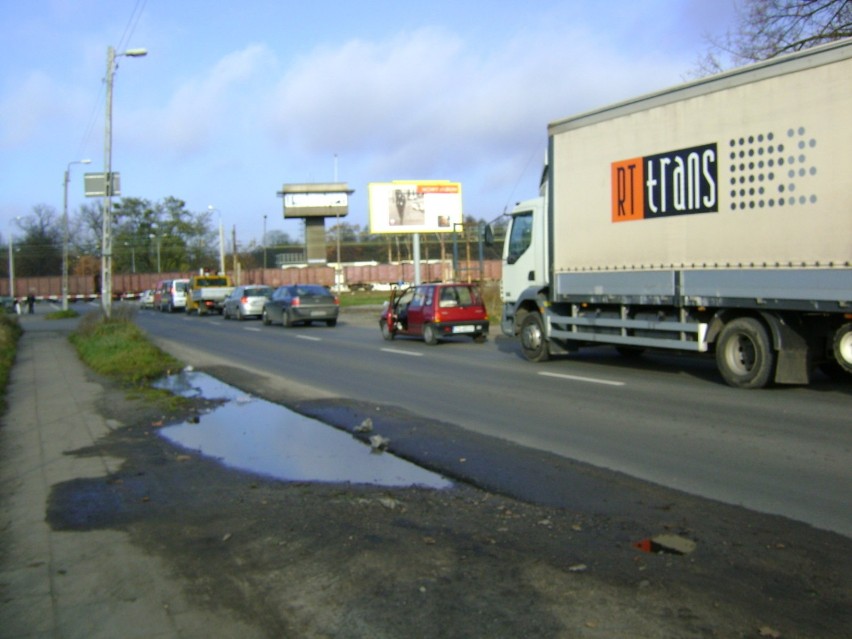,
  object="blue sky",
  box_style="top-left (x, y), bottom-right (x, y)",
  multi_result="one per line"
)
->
top-left (0, 0), bottom-right (738, 246)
